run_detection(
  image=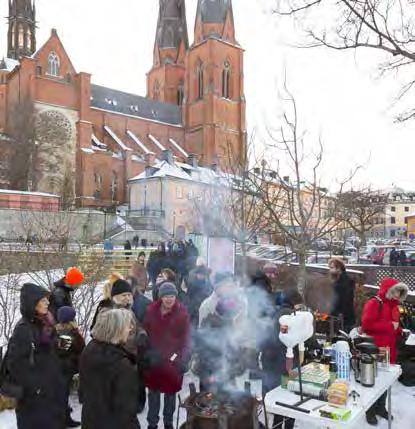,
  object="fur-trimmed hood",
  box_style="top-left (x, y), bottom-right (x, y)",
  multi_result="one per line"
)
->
top-left (378, 277), bottom-right (408, 302)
